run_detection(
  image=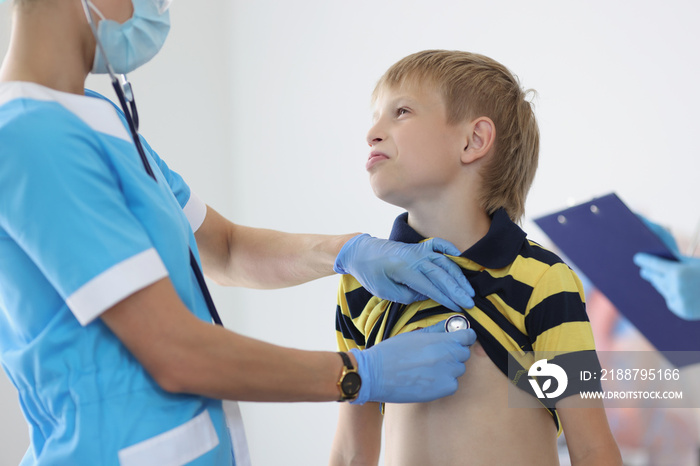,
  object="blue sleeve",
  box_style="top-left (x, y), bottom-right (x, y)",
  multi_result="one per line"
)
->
top-left (84, 90), bottom-right (191, 206)
top-left (0, 105), bottom-right (168, 325)
top-left (138, 135), bottom-right (191, 209)
top-left (137, 131), bottom-right (207, 232)
top-left (84, 89), bottom-right (206, 230)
